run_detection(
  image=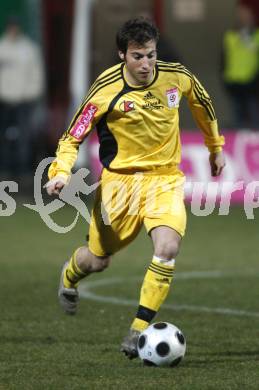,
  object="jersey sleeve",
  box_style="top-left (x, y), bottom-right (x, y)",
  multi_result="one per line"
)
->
top-left (48, 90), bottom-right (106, 180)
top-left (180, 68), bottom-right (225, 153)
